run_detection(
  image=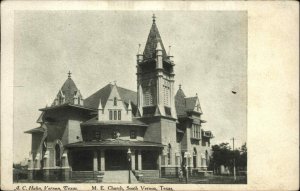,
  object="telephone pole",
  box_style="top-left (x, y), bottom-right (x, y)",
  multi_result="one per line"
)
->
top-left (231, 137), bottom-right (237, 181)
